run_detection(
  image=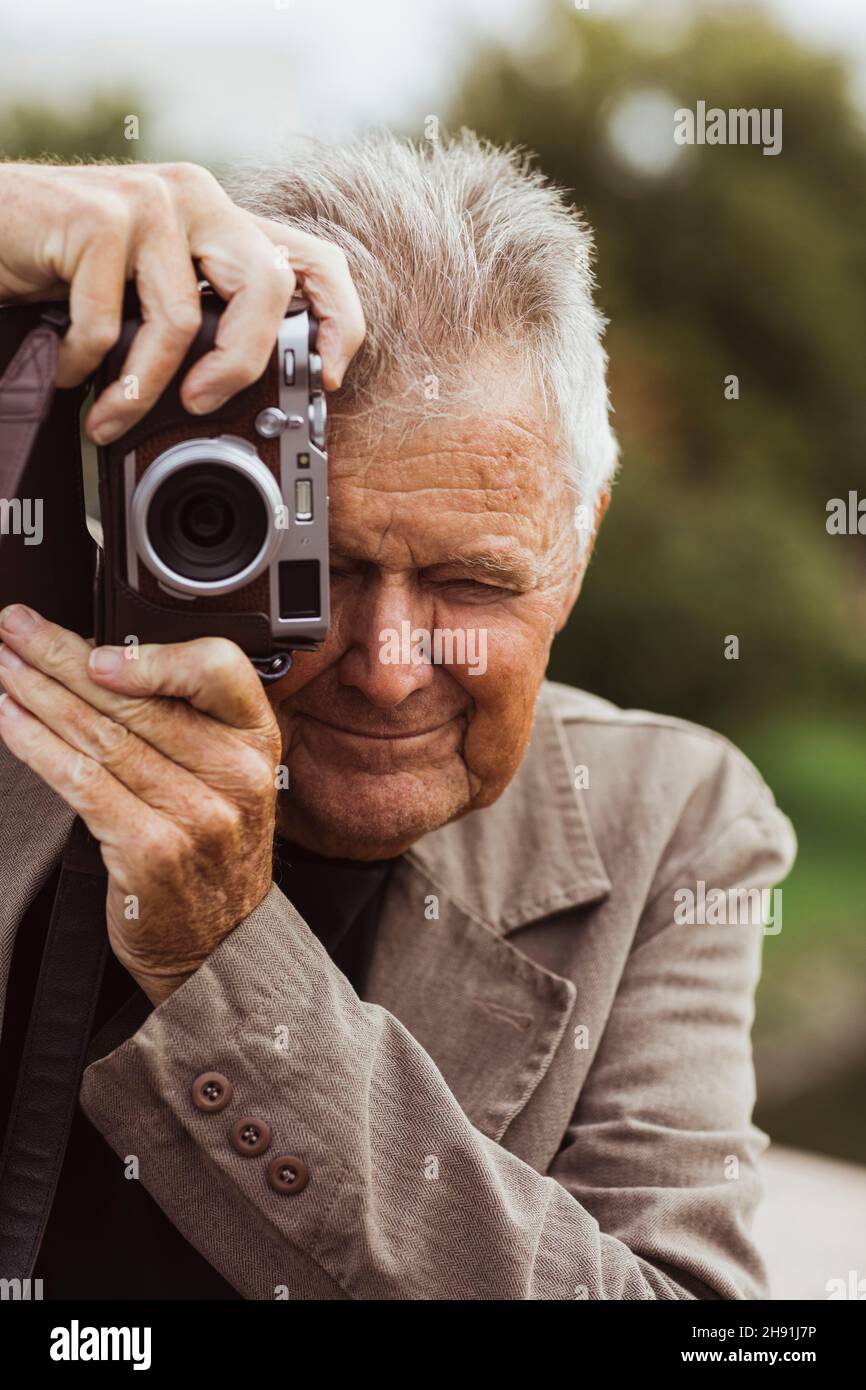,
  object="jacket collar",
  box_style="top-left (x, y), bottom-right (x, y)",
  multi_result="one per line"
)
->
top-left (364, 682), bottom-right (612, 1149)
top-left (405, 680), bottom-right (612, 935)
